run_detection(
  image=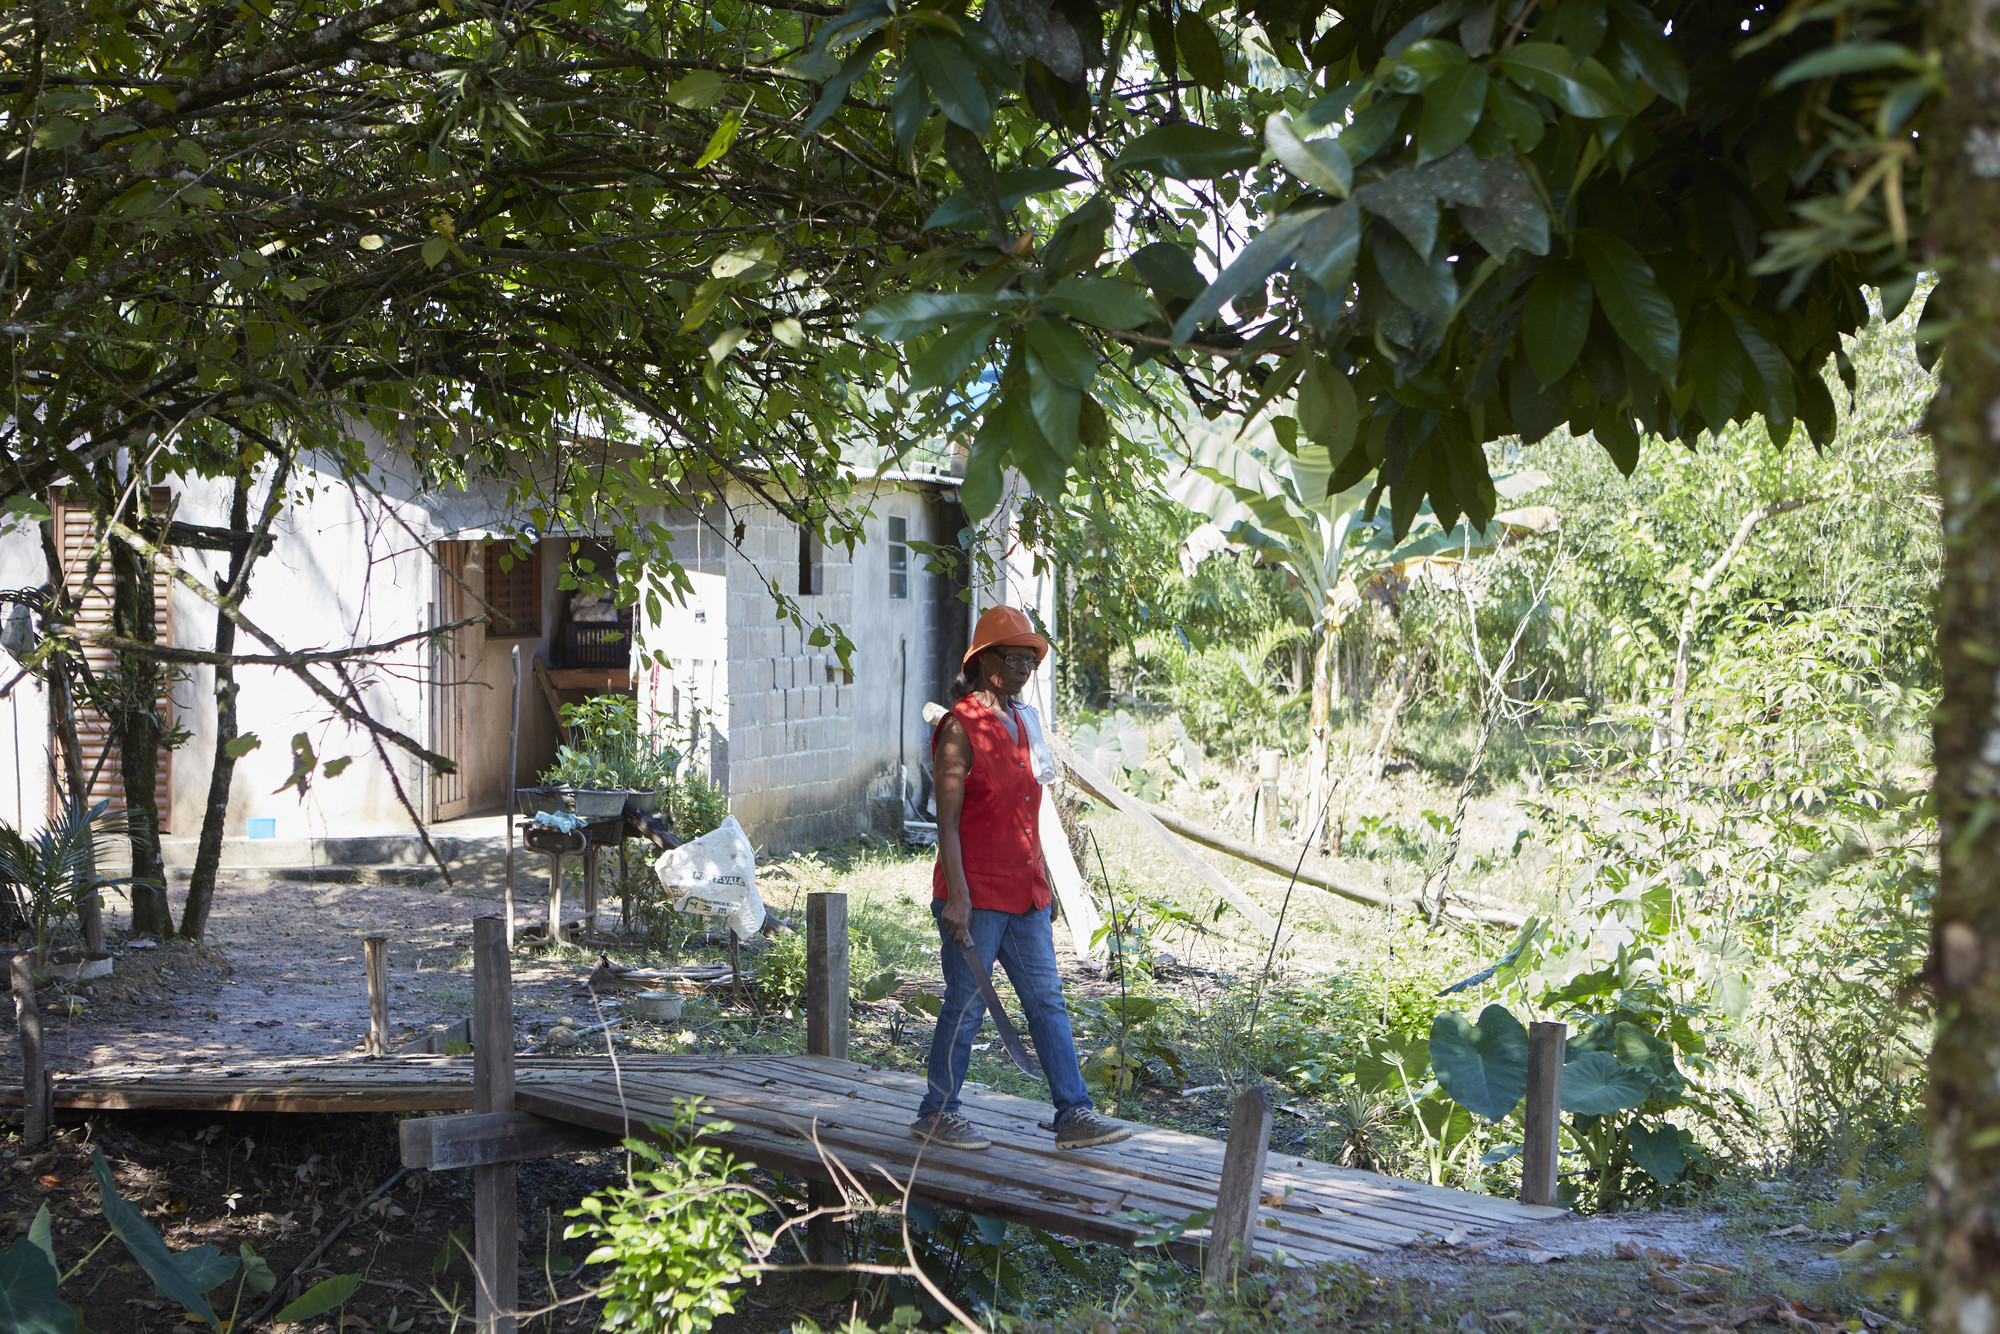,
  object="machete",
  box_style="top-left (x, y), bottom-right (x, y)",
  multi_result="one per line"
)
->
top-left (957, 940), bottom-right (1042, 1079)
